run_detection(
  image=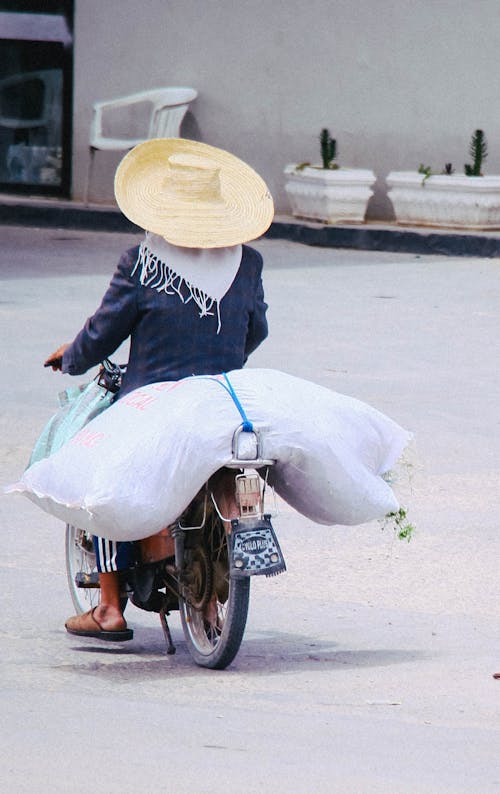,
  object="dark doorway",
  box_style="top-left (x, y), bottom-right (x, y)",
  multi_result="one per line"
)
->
top-left (0, 1), bottom-right (74, 197)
